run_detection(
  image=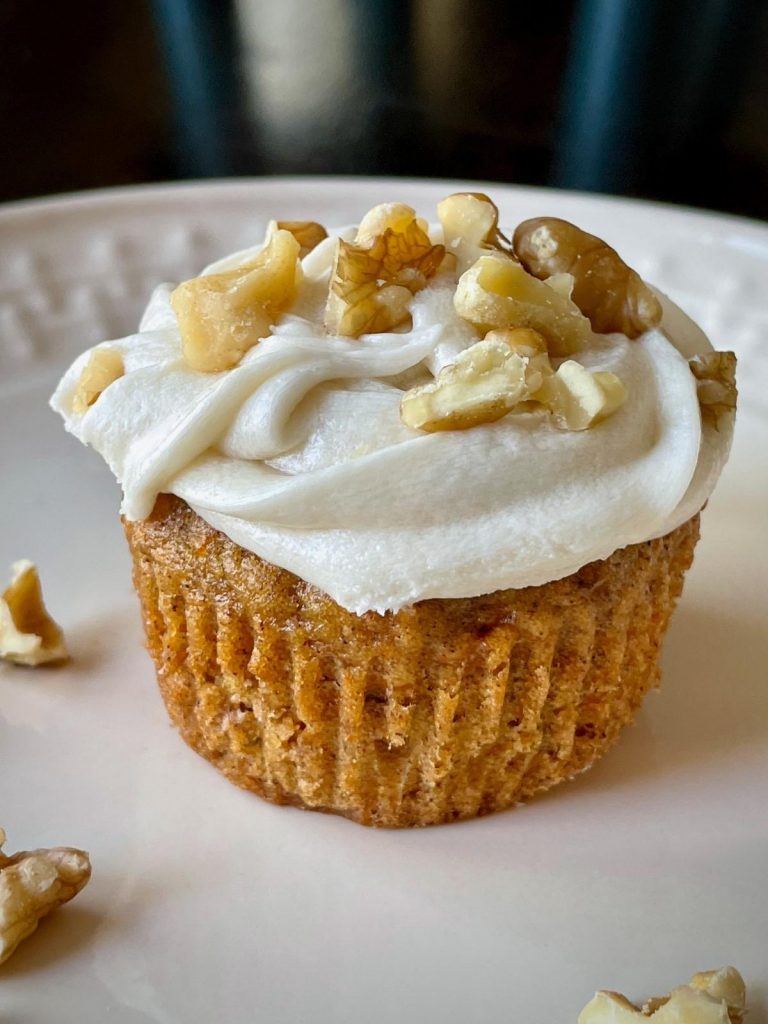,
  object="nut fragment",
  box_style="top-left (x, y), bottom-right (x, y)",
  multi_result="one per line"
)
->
top-left (514, 217), bottom-right (662, 338)
top-left (454, 251), bottom-right (593, 355)
top-left (400, 337), bottom-right (543, 432)
top-left (401, 327), bottom-right (625, 434)
top-left (325, 203), bottom-right (445, 338)
top-left (0, 828), bottom-right (91, 965)
top-left (72, 348), bottom-right (124, 414)
top-left (0, 561), bottom-right (68, 667)
top-left (172, 228), bottom-right (301, 372)
top-left (437, 192), bottom-right (514, 273)
top-left (578, 967), bottom-right (746, 1024)
top-left (484, 326), bottom-right (549, 360)
top-left (689, 968), bottom-right (747, 1023)
top-left (689, 351), bottom-right (737, 429)
top-left (537, 360), bottom-right (627, 431)
top-left (354, 202), bottom-right (428, 247)
top-left (268, 219), bottom-right (328, 257)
